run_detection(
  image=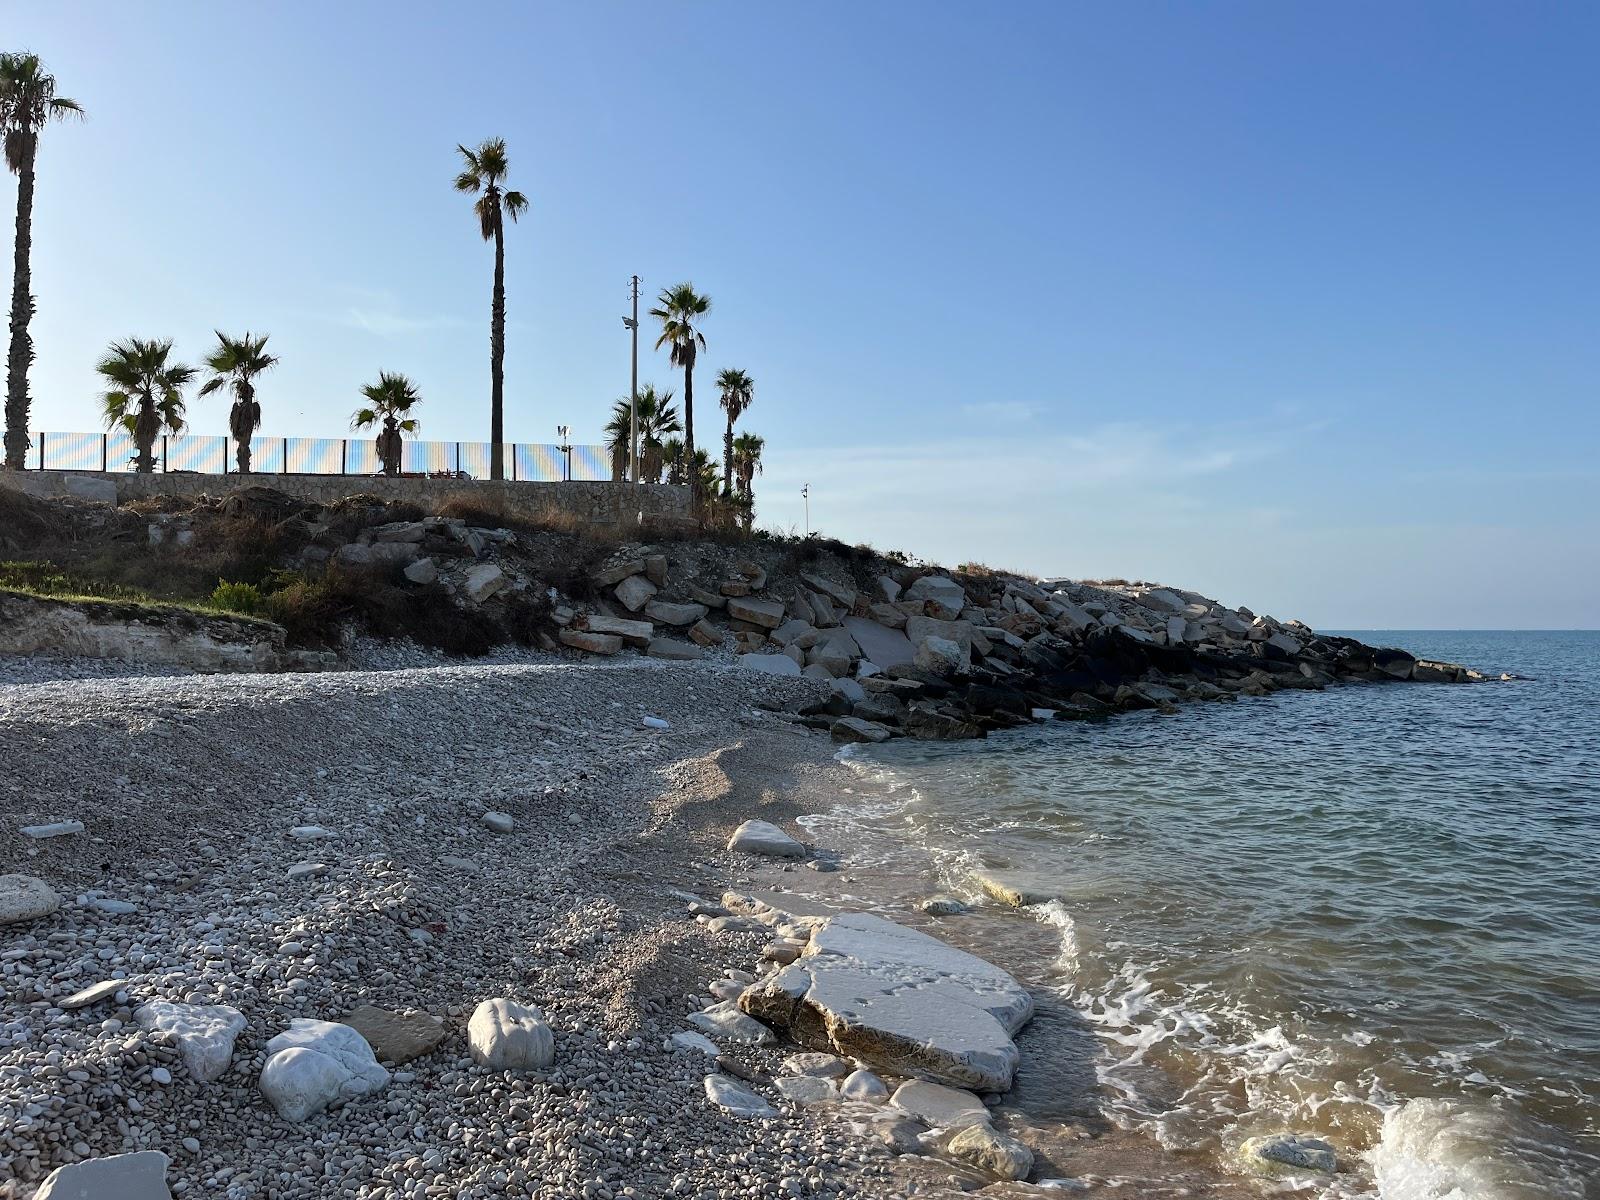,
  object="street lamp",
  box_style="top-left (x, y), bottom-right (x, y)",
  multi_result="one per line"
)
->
top-left (623, 275), bottom-right (641, 483)
top-left (801, 483), bottom-right (810, 537)
top-left (556, 424), bottom-right (572, 482)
